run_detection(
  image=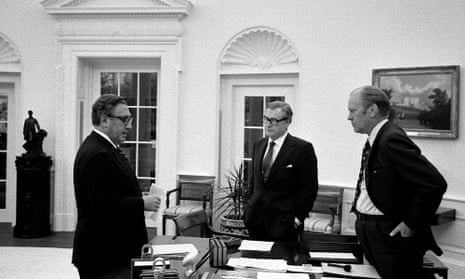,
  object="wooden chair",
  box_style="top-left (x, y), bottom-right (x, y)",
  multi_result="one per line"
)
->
top-left (162, 175), bottom-right (214, 235)
top-left (301, 231), bottom-right (363, 263)
top-left (173, 210), bottom-right (248, 239)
